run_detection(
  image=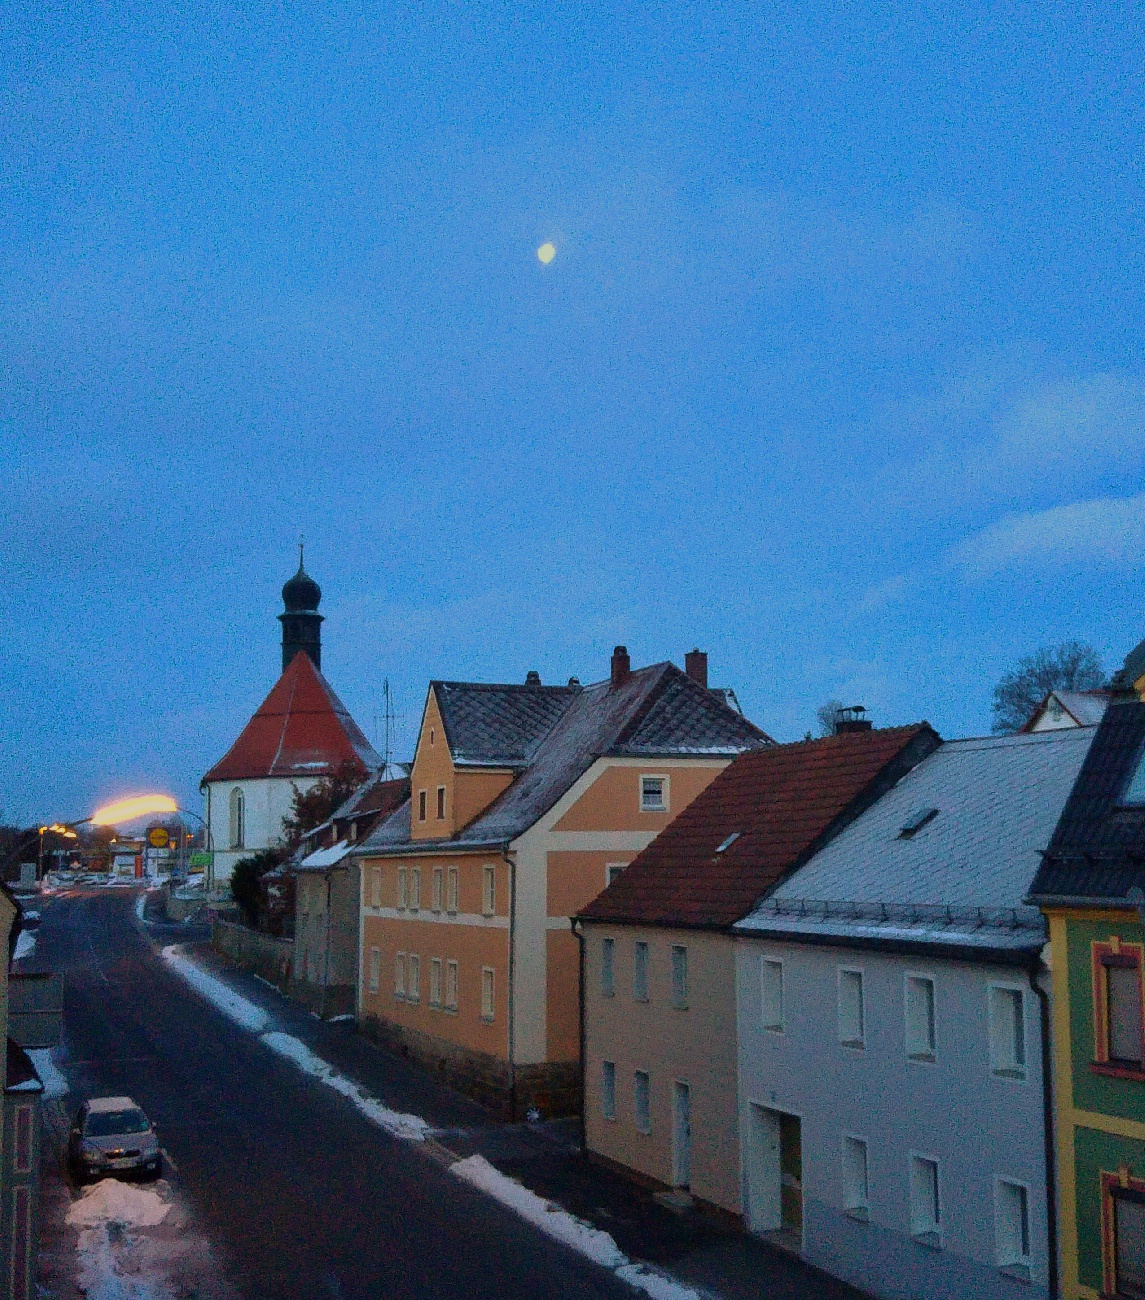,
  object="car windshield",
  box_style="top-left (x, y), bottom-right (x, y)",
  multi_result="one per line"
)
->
top-left (86, 1109), bottom-right (149, 1137)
